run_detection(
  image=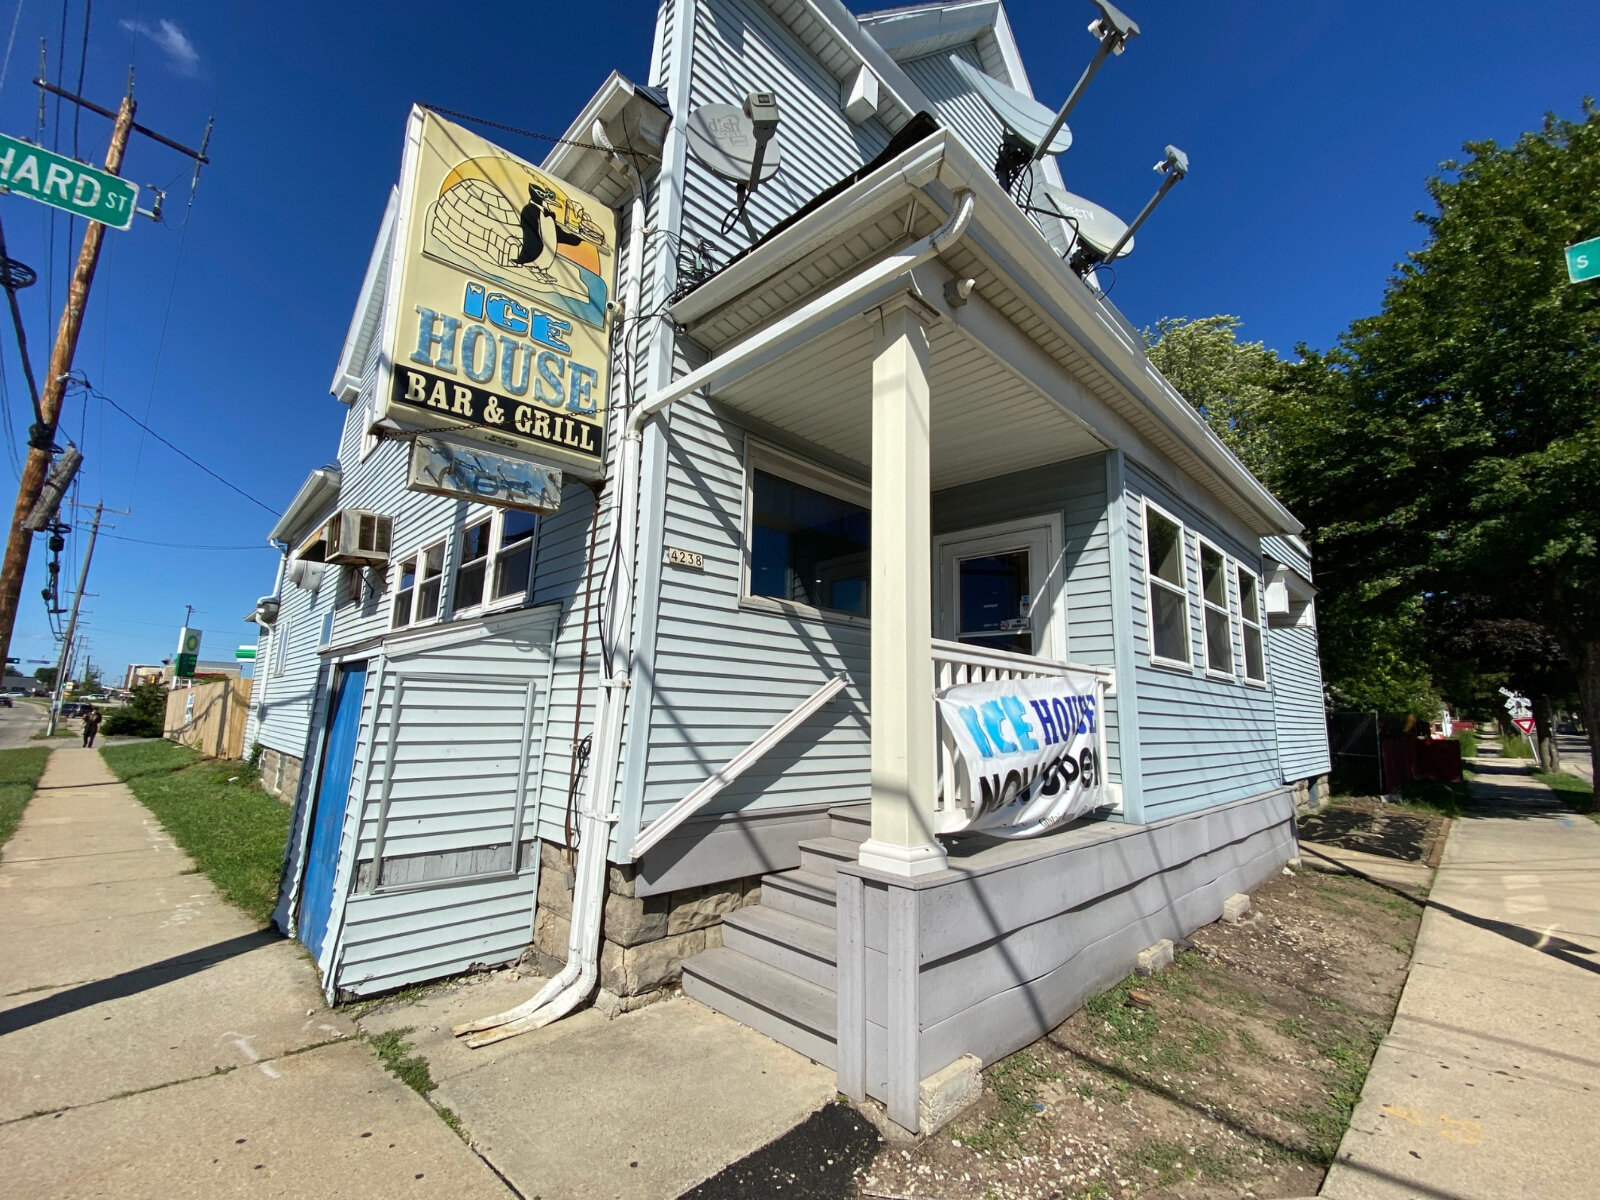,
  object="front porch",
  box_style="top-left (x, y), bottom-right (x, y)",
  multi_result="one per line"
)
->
top-left (649, 128), bottom-right (1301, 1130)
